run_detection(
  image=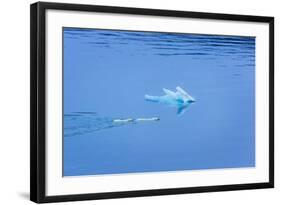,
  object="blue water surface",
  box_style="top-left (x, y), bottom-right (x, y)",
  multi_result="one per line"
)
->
top-left (63, 28), bottom-right (255, 176)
